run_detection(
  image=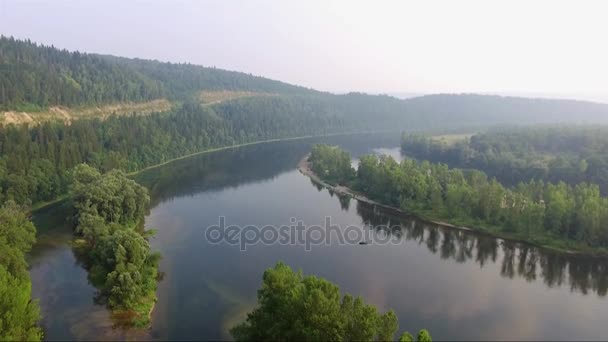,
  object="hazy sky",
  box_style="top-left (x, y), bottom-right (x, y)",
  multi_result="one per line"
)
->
top-left (1, 0), bottom-right (607, 101)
